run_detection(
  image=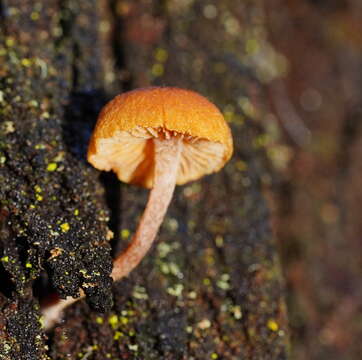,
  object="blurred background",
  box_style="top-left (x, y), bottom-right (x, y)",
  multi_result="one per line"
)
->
top-left (265, 1), bottom-right (362, 359)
